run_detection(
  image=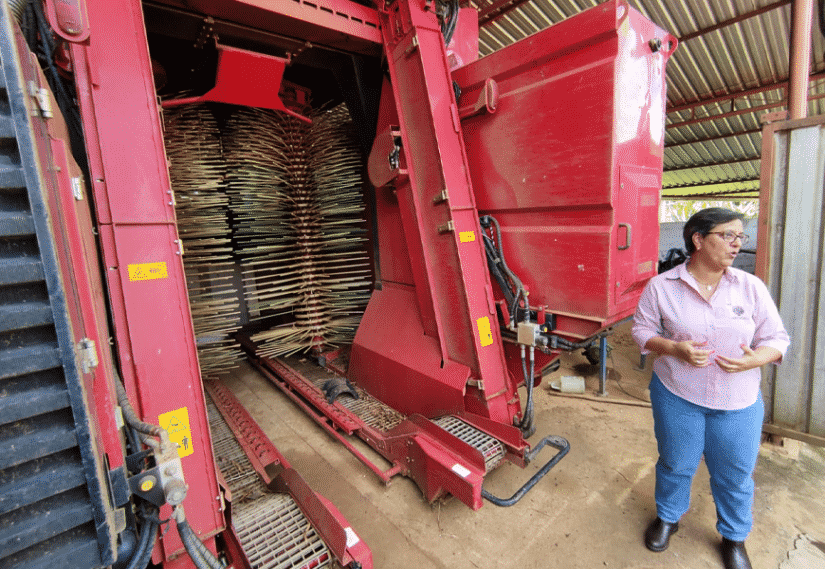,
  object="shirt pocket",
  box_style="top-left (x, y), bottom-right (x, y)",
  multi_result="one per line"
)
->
top-left (711, 306), bottom-right (756, 359)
